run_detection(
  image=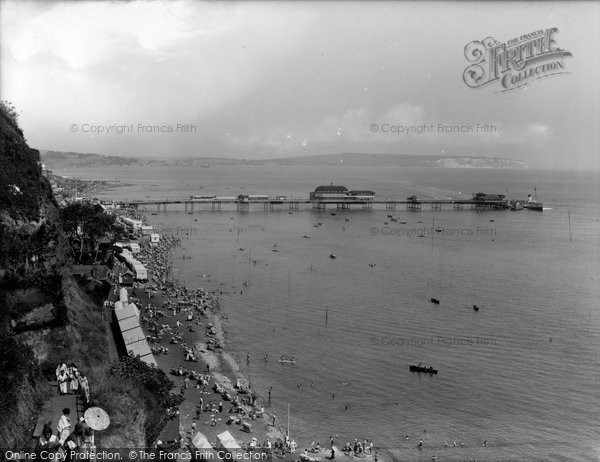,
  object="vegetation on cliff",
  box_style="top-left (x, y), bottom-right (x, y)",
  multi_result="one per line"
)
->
top-left (0, 103), bottom-right (178, 449)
